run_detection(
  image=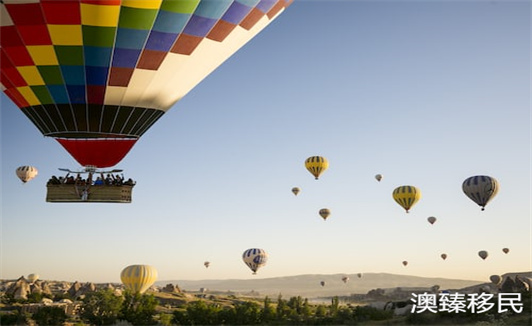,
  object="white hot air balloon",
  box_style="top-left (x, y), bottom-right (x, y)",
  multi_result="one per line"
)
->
top-left (16, 166), bottom-right (38, 183)
top-left (242, 248), bottom-right (268, 274)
